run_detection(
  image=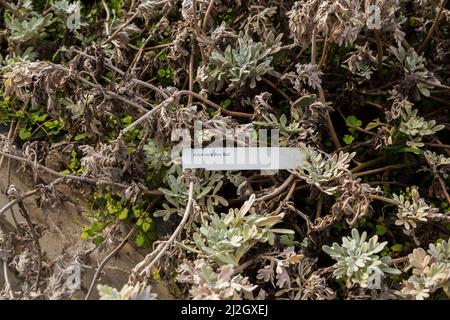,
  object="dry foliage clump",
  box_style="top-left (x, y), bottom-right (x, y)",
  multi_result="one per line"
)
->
top-left (0, 0), bottom-right (449, 300)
